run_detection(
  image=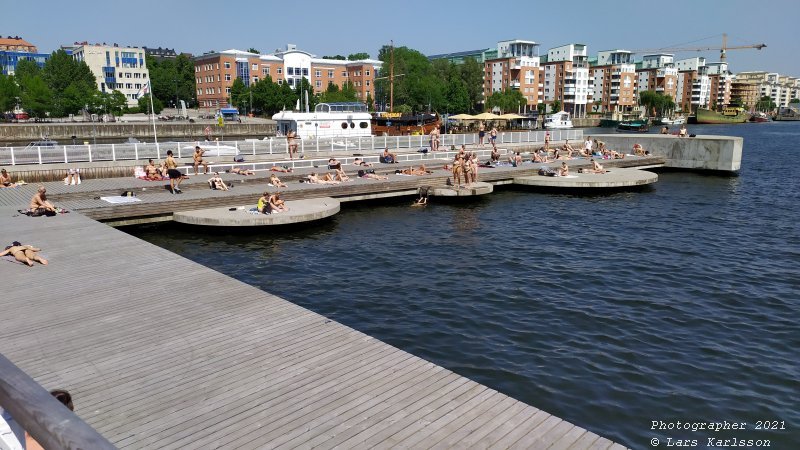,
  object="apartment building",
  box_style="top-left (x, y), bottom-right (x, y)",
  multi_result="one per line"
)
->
top-left (730, 81), bottom-right (760, 109)
top-left (71, 43), bottom-right (149, 106)
top-left (591, 50), bottom-right (637, 113)
top-left (194, 45), bottom-right (380, 109)
top-left (0, 36), bottom-right (49, 75)
top-left (705, 62), bottom-right (733, 111)
top-left (542, 44), bottom-right (591, 117)
top-left (635, 54), bottom-right (678, 103)
top-left (675, 57), bottom-right (710, 112)
top-left (483, 40), bottom-right (542, 113)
